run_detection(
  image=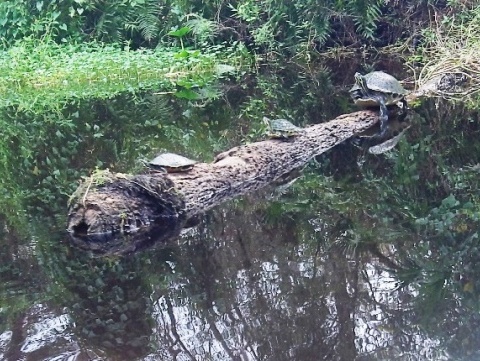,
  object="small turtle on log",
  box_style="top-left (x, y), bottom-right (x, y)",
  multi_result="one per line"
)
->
top-left (349, 71), bottom-right (408, 138)
top-left (264, 117), bottom-right (305, 139)
top-left (148, 152), bottom-right (197, 173)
